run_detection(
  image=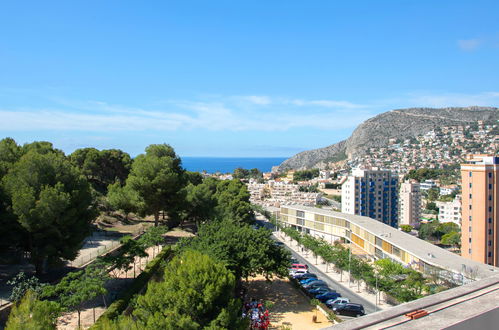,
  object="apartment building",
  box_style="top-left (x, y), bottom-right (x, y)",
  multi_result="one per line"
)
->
top-left (341, 167), bottom-right (399, 227)
top-left (399, 180), bottom-right (421, 227)
top-left (461, 154), bottom-right (499, 266)
top-left (278, 205), bottom-right (496, 282)
top-left (436, 195), bottom-right (461, 226)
